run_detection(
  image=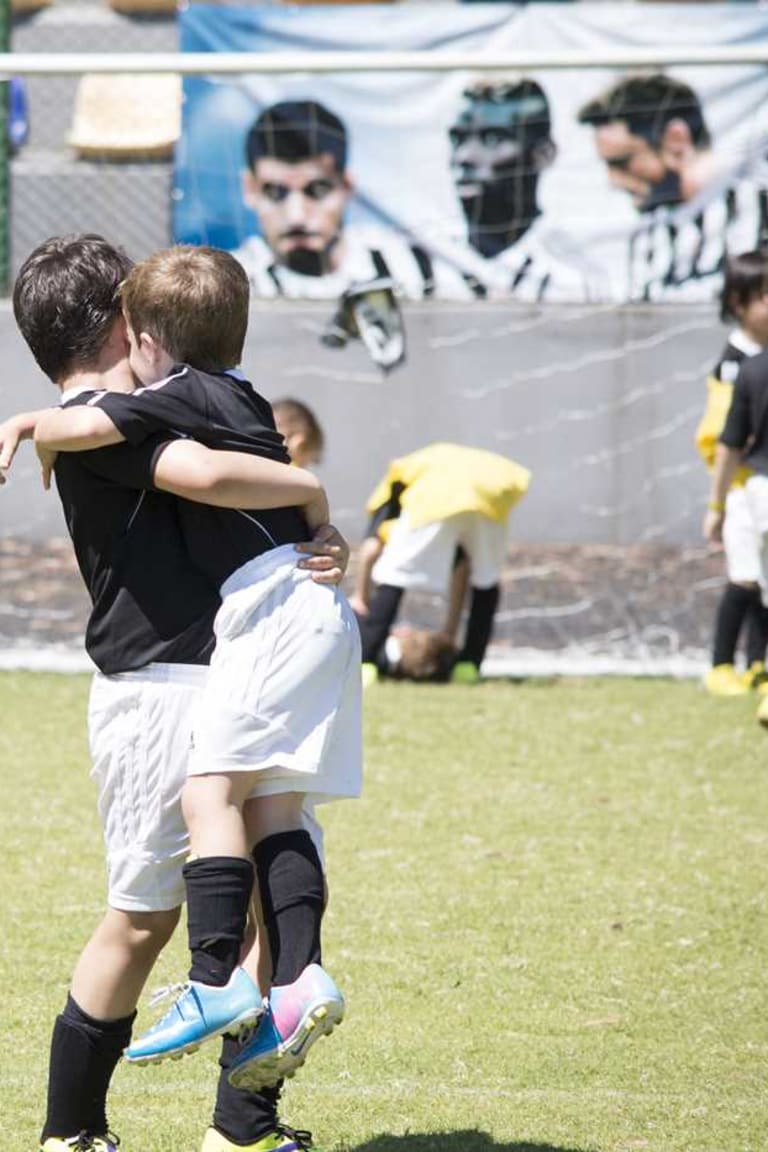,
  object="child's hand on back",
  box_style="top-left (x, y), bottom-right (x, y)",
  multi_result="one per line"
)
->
top-left (296, 523), bottom-right (350, 586)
